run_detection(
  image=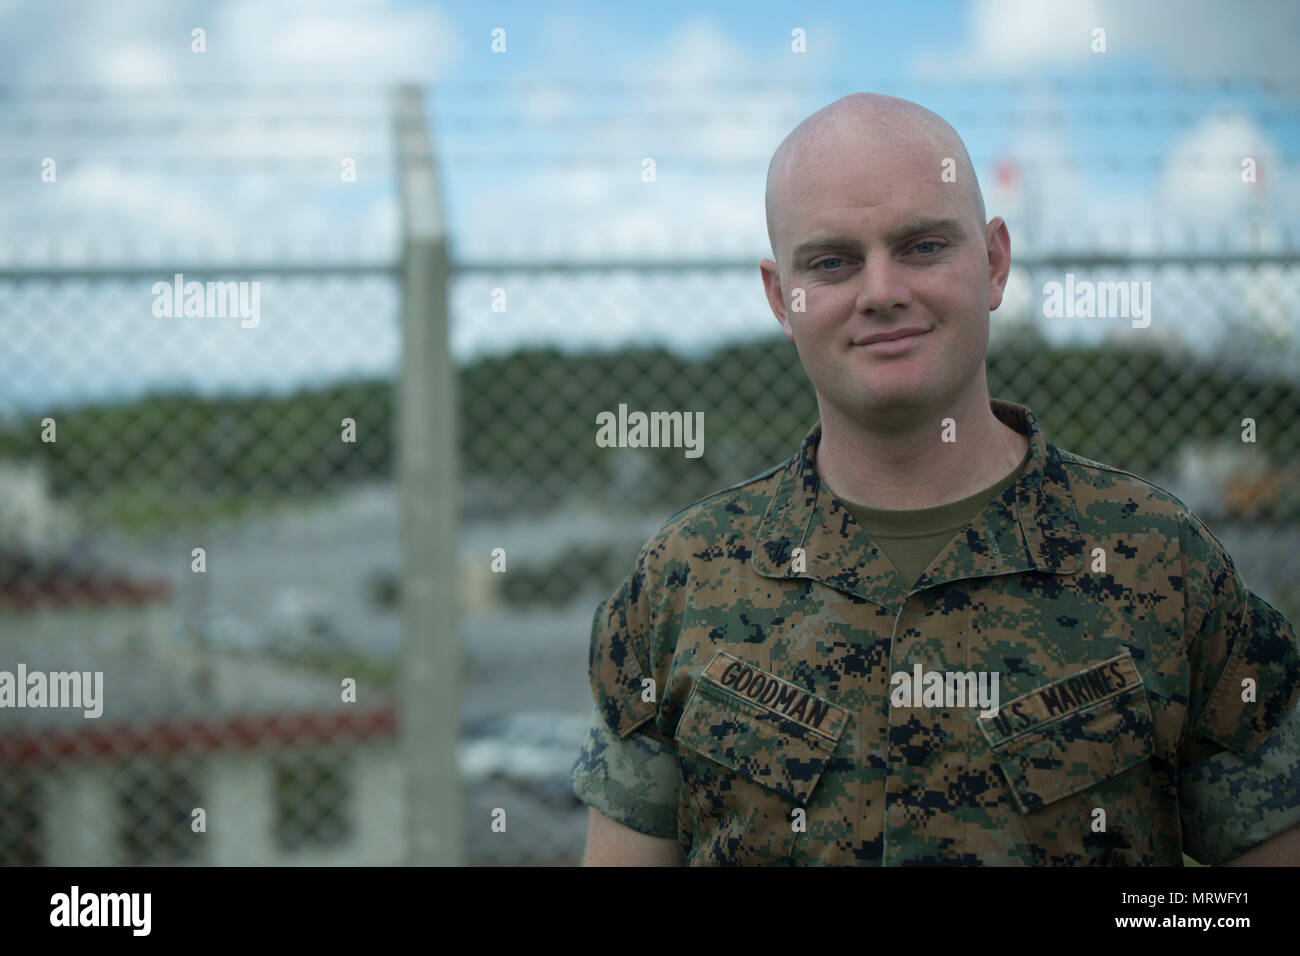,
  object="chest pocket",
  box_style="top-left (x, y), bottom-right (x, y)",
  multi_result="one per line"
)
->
top-left (979, 650), bottom-right (1156, 865)
top-left (674, 651), bottom-right (849, 865)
